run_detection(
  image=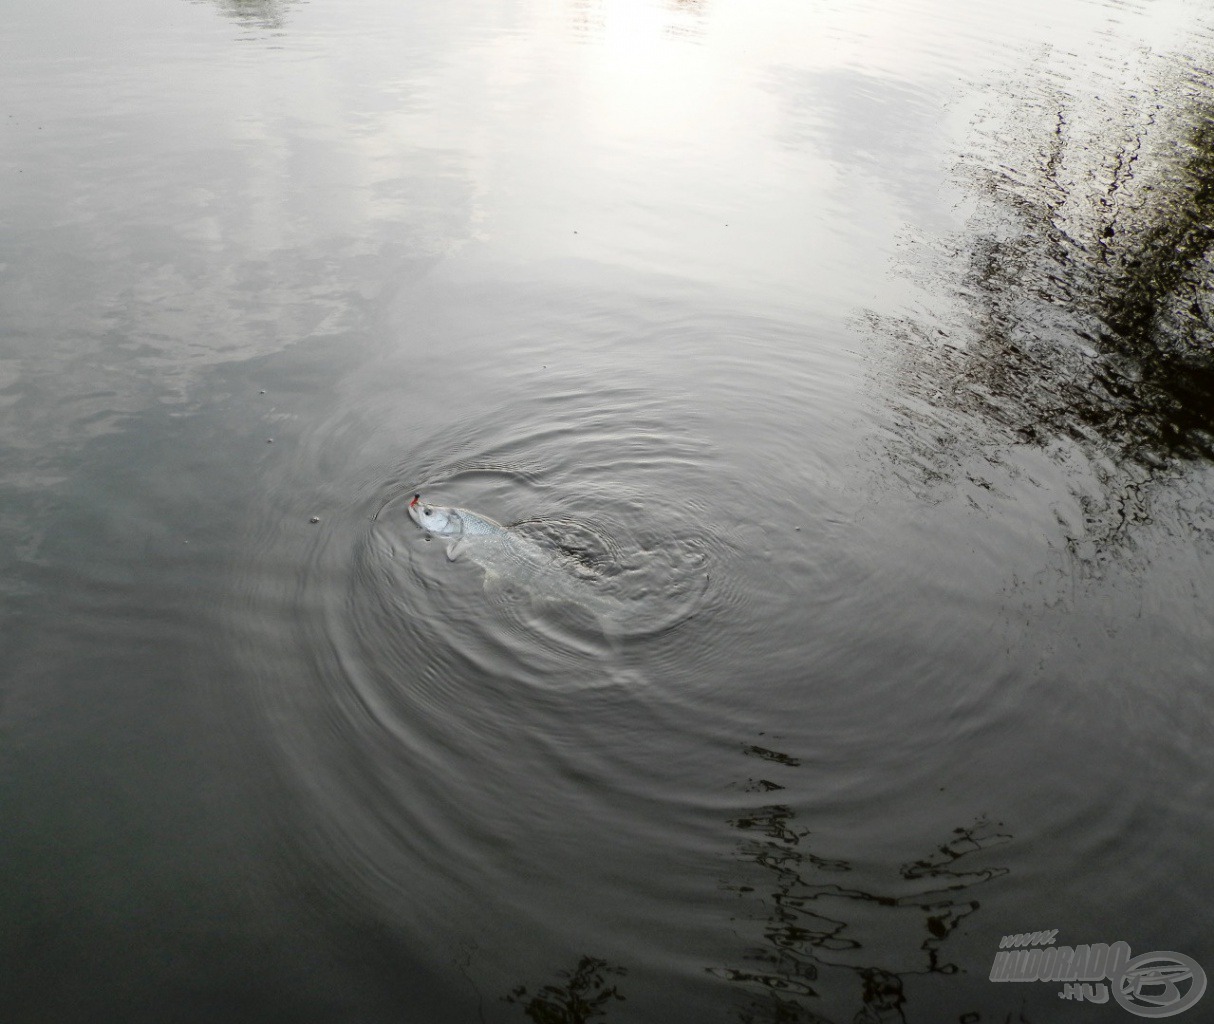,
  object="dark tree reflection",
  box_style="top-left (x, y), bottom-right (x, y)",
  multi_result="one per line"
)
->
top-left (712, 743), bottom-right (1011, 1023)
top-left (876, 47), bottom-right (1214, 550)
top-left (956, 67), bottom-right (1214, 464)
top-left (504, 955), bottom-right (627, 1024)
top-left (195, 0), bottom-right (299, 30)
